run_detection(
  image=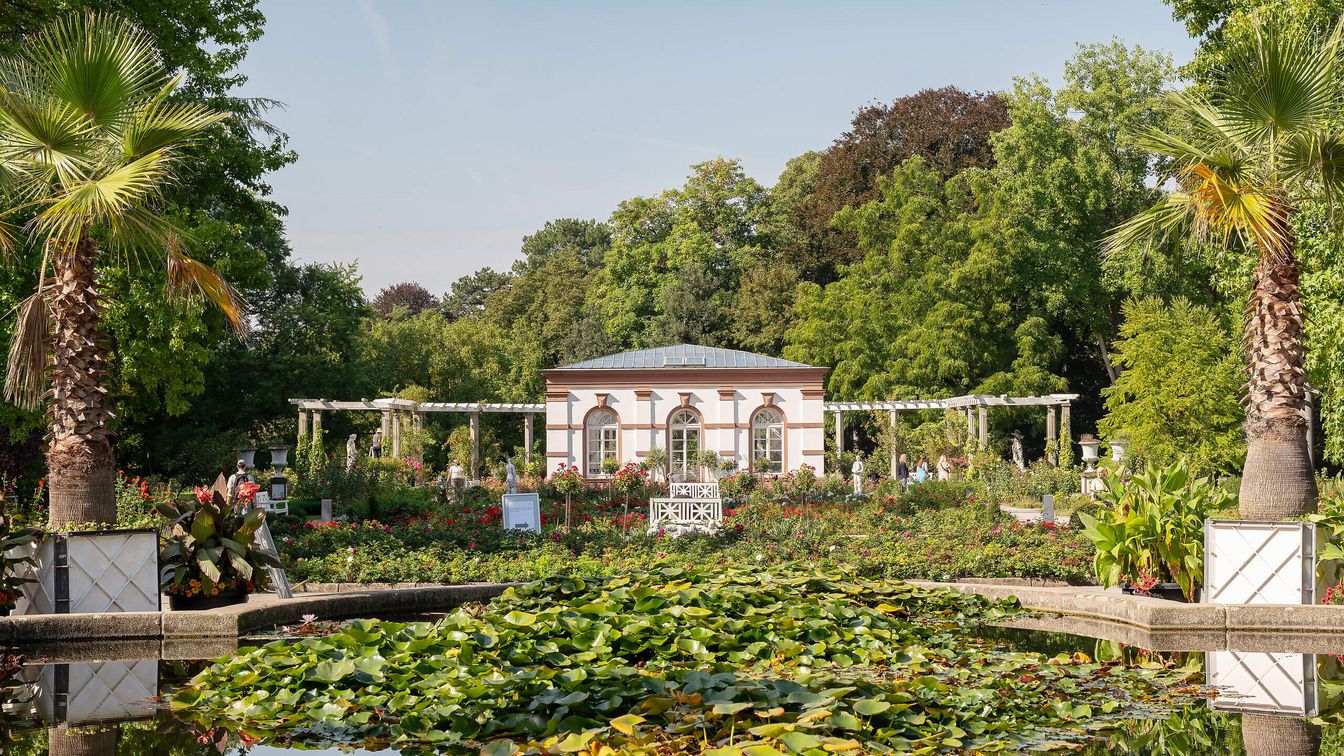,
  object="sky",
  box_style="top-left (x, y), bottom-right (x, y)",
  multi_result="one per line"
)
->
top-left (236, 0), bottom-right (1199, 296)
